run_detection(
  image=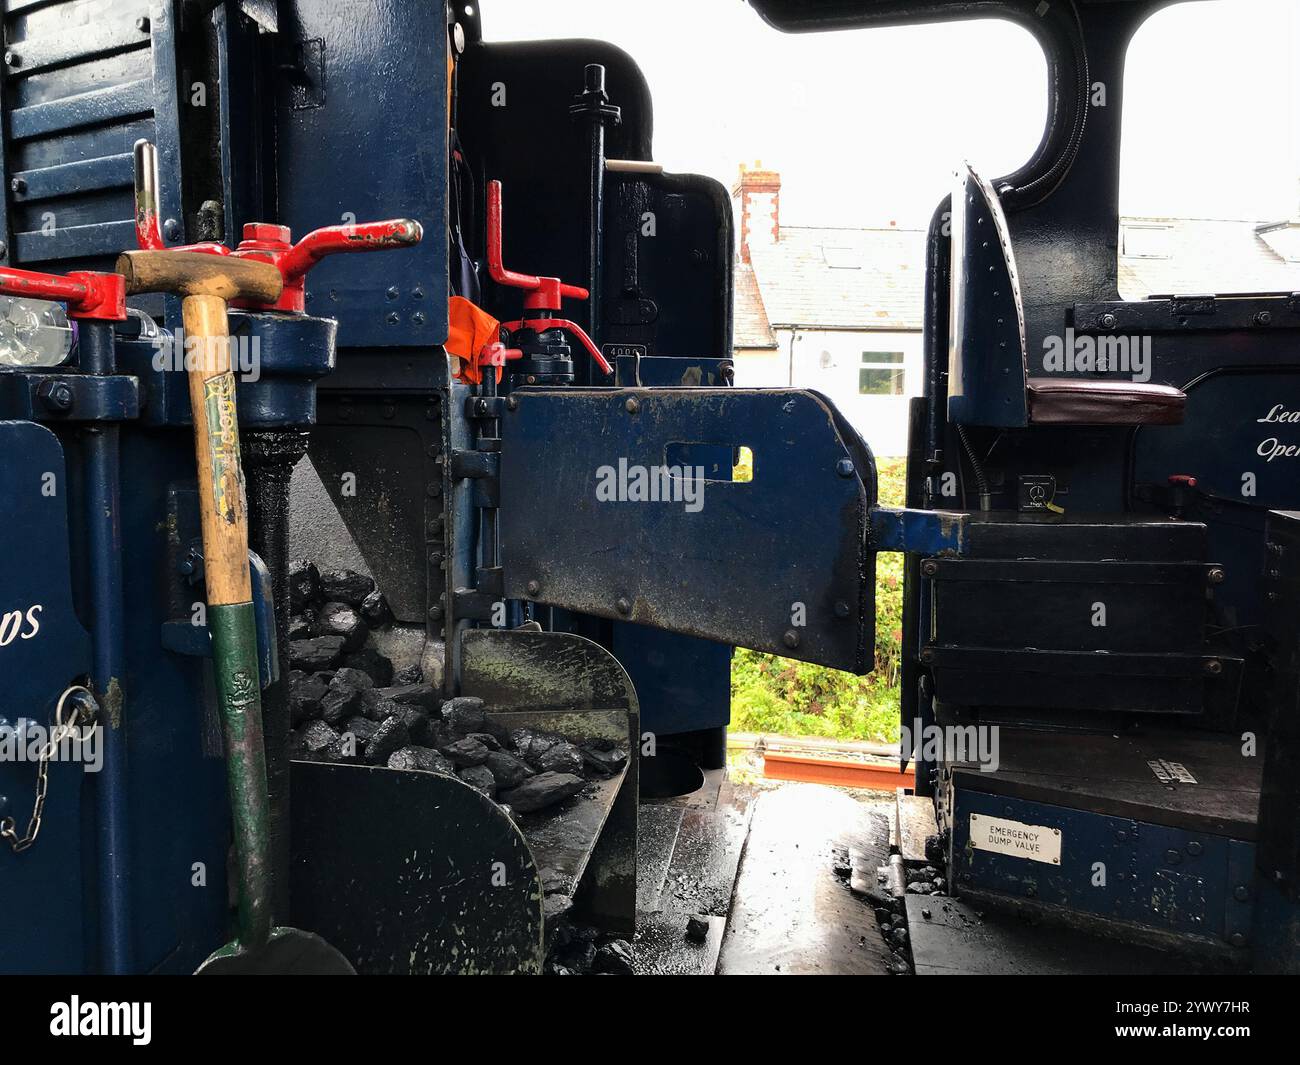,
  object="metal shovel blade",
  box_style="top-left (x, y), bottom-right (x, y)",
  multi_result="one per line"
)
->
top-left (195, 926), bottom-right (355, 975)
